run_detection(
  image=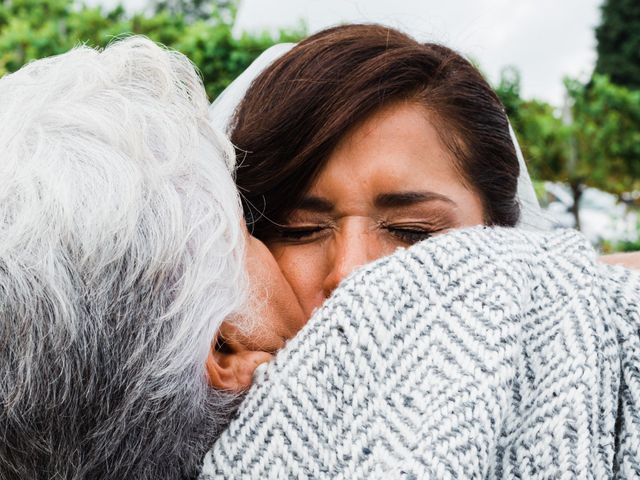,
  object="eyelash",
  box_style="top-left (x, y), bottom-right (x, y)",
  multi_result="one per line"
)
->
top-left (385, 226), bottom-right (434, 244)
top-left (274, 225), bottom-right (329, 242)
top-left (274, 223), bottom-right (436, 245)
